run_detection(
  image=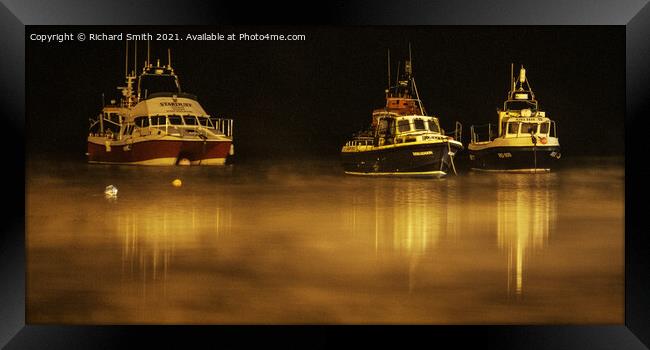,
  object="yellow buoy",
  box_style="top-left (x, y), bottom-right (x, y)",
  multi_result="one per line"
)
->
top-left (172, 179), bottom-right (182, 187)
